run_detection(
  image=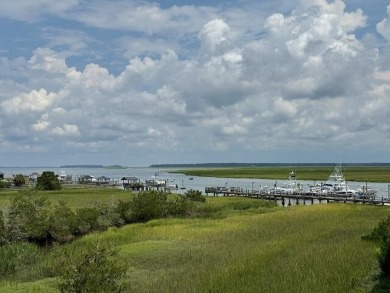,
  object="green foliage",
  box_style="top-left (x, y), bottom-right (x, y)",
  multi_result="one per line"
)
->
top-left (74, 207), bottom-right (102, 236)
top-left (0, 210), bottom-right (5, 245)
top-left (363, 216), bottom-right (390, 243)
top-left (116, 199), bottom-right (133, 223)
top-left (184, 189), bottom-right (206, 202)
top-left (13, 174), bottom-right (26, 187)
top-left (177, 166), bottom-right (390, 182)
top-left (379, 240), bottom-right (390, 277)
top-left (6, 190), bottom-right (52, 244)
top-left (48, 201), bottom-right (77, 243)
top-left (0, 180), bottom-right (10, 189)
top-left (95, 203), bottom-right (124, 230)
top-left (0, 242), bottom-right (39, 276)
top-left (128, 191), bottom-right (169, 222)
top-left (168, 196), bottom-right (194, 216)
top-left (58, 242), bottom-right (127, 293)
top-left (36, 171), bottom-right (62, 190)
top-left (363, 215), bottom-right (390, 280)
